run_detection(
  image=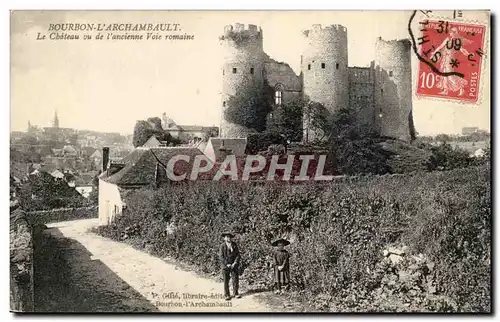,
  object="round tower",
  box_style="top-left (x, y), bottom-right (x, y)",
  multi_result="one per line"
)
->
top-left (219, 23), bottom-right (265, 138)
top-left (301, 24), bottom-right (349, 142)
top-left (374, 37), bottom-right (413, 141)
